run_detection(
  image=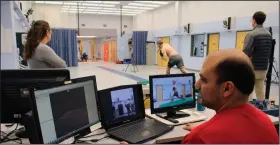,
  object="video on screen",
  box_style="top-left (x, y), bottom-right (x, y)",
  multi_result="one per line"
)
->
top-left (111, 88), bottom-right (136, 120)
top-left (152, 77), bottom-right (194, 109)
